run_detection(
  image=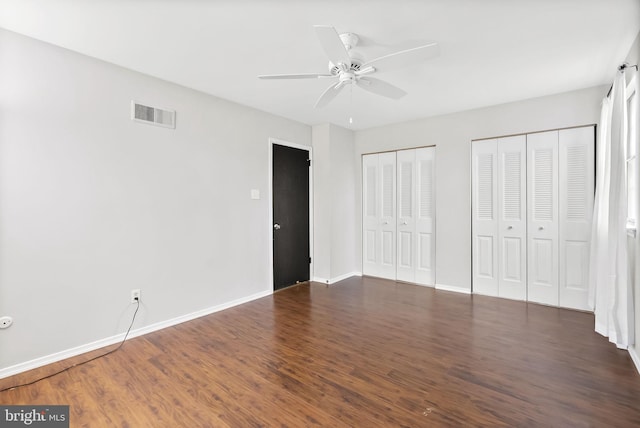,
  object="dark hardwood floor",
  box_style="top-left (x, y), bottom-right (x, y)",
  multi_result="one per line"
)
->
top-left (2, 276), bottom-right (640, 426)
